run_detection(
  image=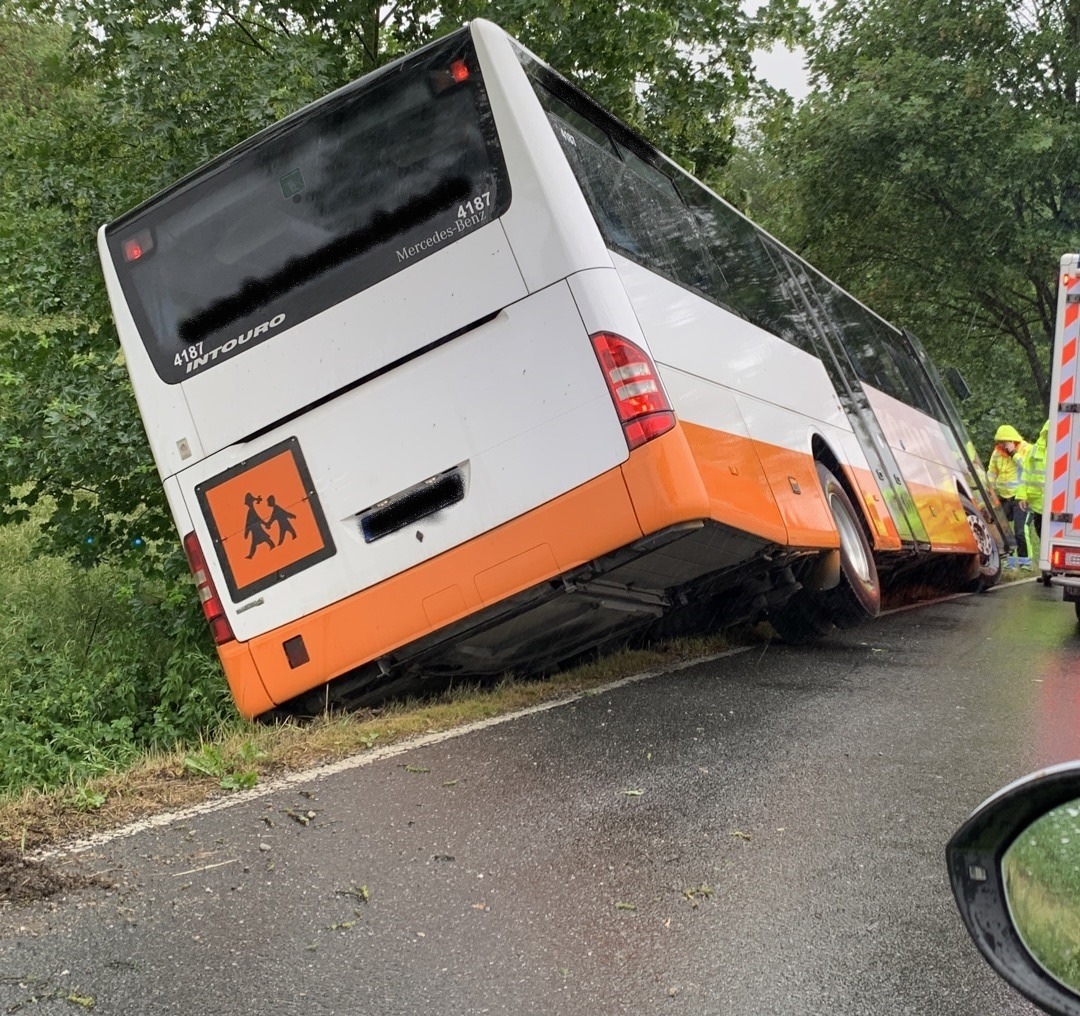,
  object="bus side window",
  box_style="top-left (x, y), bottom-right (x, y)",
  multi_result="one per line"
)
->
top-left (678, 182), bottom-right (817, 355)
top-left (546, 114), bottom-right (720, 296)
